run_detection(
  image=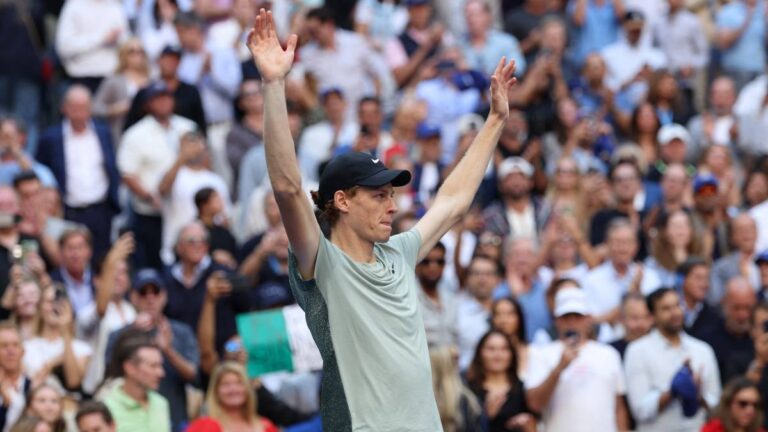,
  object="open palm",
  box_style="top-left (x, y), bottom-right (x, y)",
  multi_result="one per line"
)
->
top-left (489, 57), bottom-right (517, 118)
top-left (247, 9), bottom-right (298, 83)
